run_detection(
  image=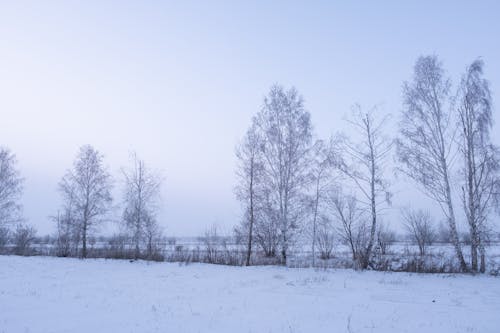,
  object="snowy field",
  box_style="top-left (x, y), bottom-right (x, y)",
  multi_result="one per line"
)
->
top-left (1, 256), bottom-right (499, 333)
